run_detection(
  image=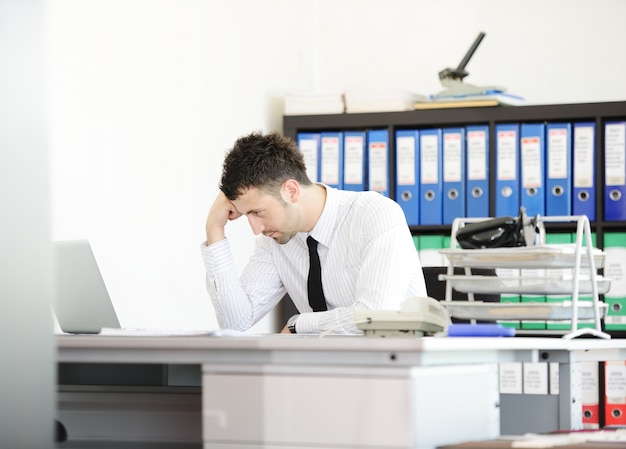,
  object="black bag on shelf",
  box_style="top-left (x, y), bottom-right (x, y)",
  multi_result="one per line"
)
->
top-left (455, 207), bottom-right (539, 249)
